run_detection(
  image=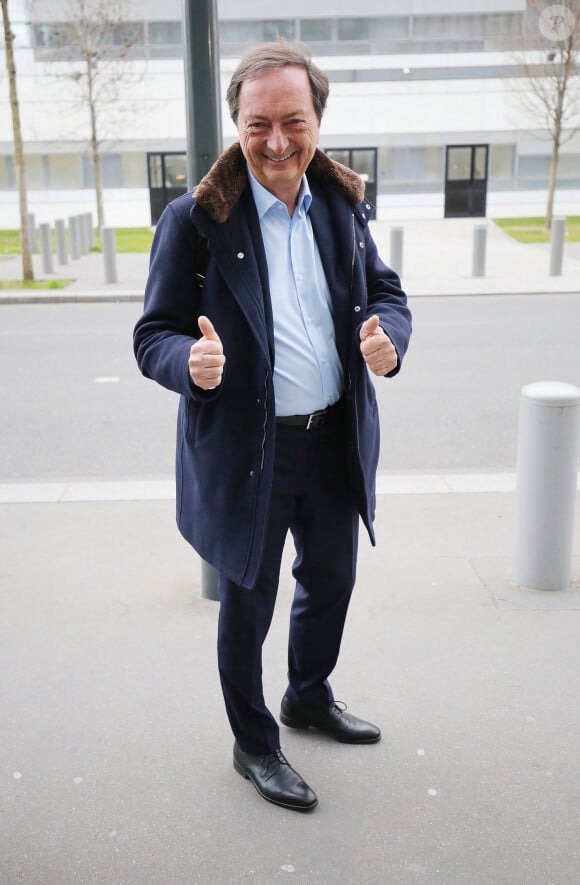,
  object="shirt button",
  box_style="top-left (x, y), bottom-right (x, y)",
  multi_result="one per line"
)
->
top-left (354, 305), bottom-right (361, 312)
top-left (359, 241), bottom-right (364, 248)
top-left (237, 251), bottom-right (245, 259)
top-left (249, 469), bottom-right (255, 477)
top-left (297, 273), bottom-right (304, 281)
